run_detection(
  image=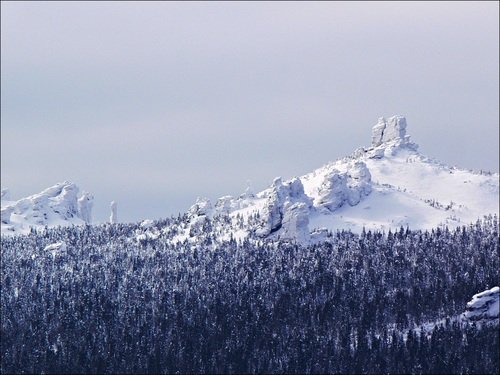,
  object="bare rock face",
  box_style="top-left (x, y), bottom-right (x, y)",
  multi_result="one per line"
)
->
top-left (372, 115), bottom-right (408, 147)
top-left (463, 286), bottom-right (499, 323)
